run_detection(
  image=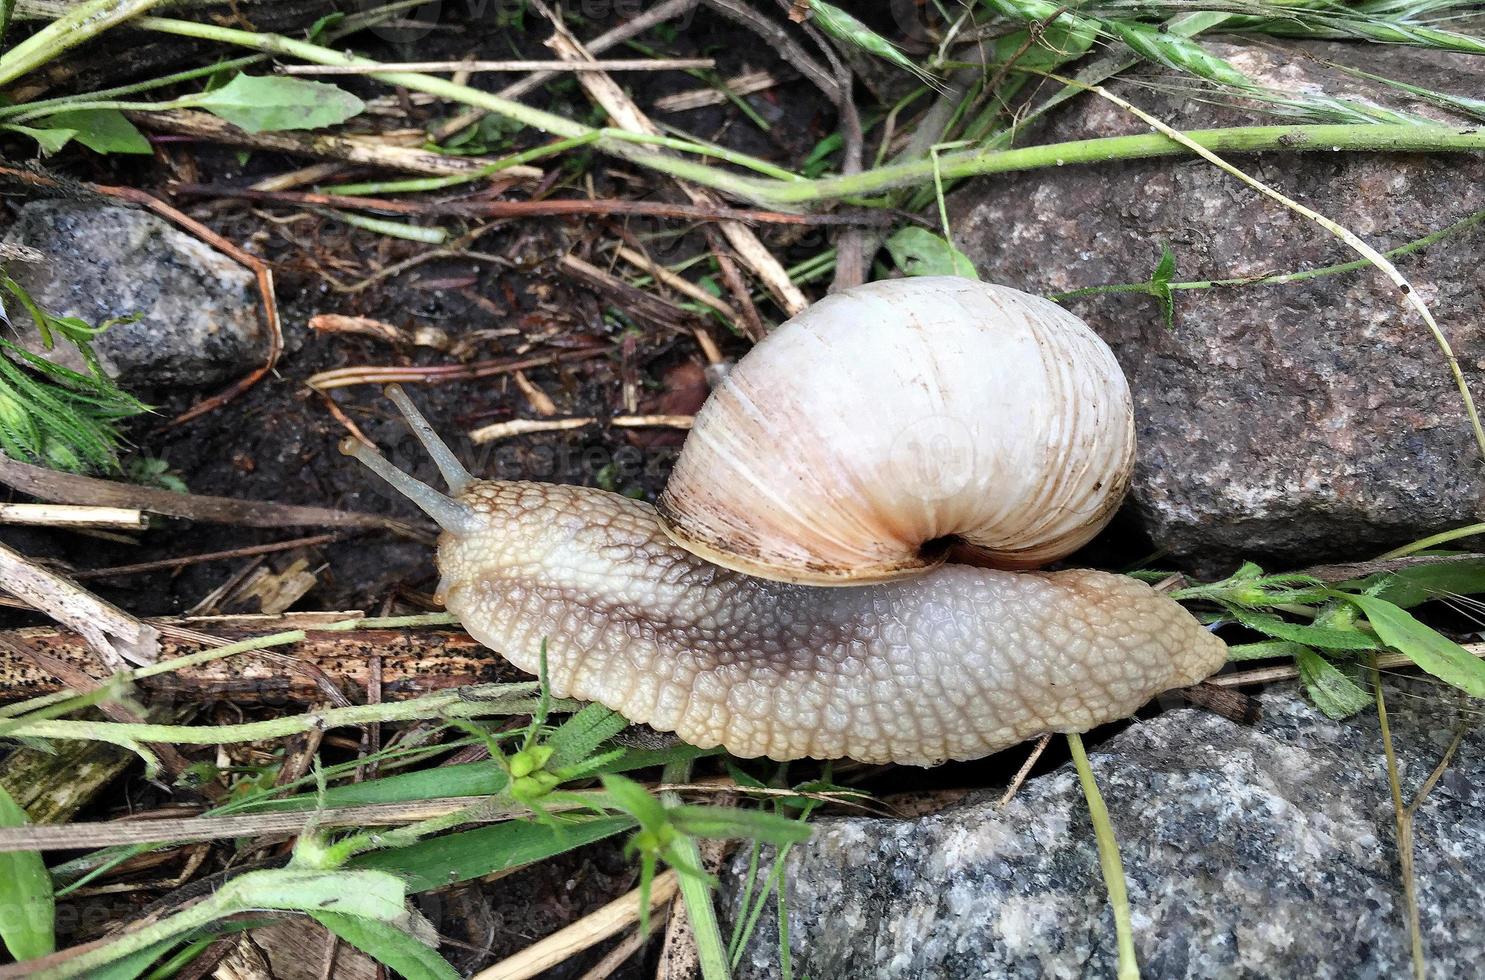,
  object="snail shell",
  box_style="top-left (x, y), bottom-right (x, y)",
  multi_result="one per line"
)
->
top-left (657, 277), bottom-right (1135, 584)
